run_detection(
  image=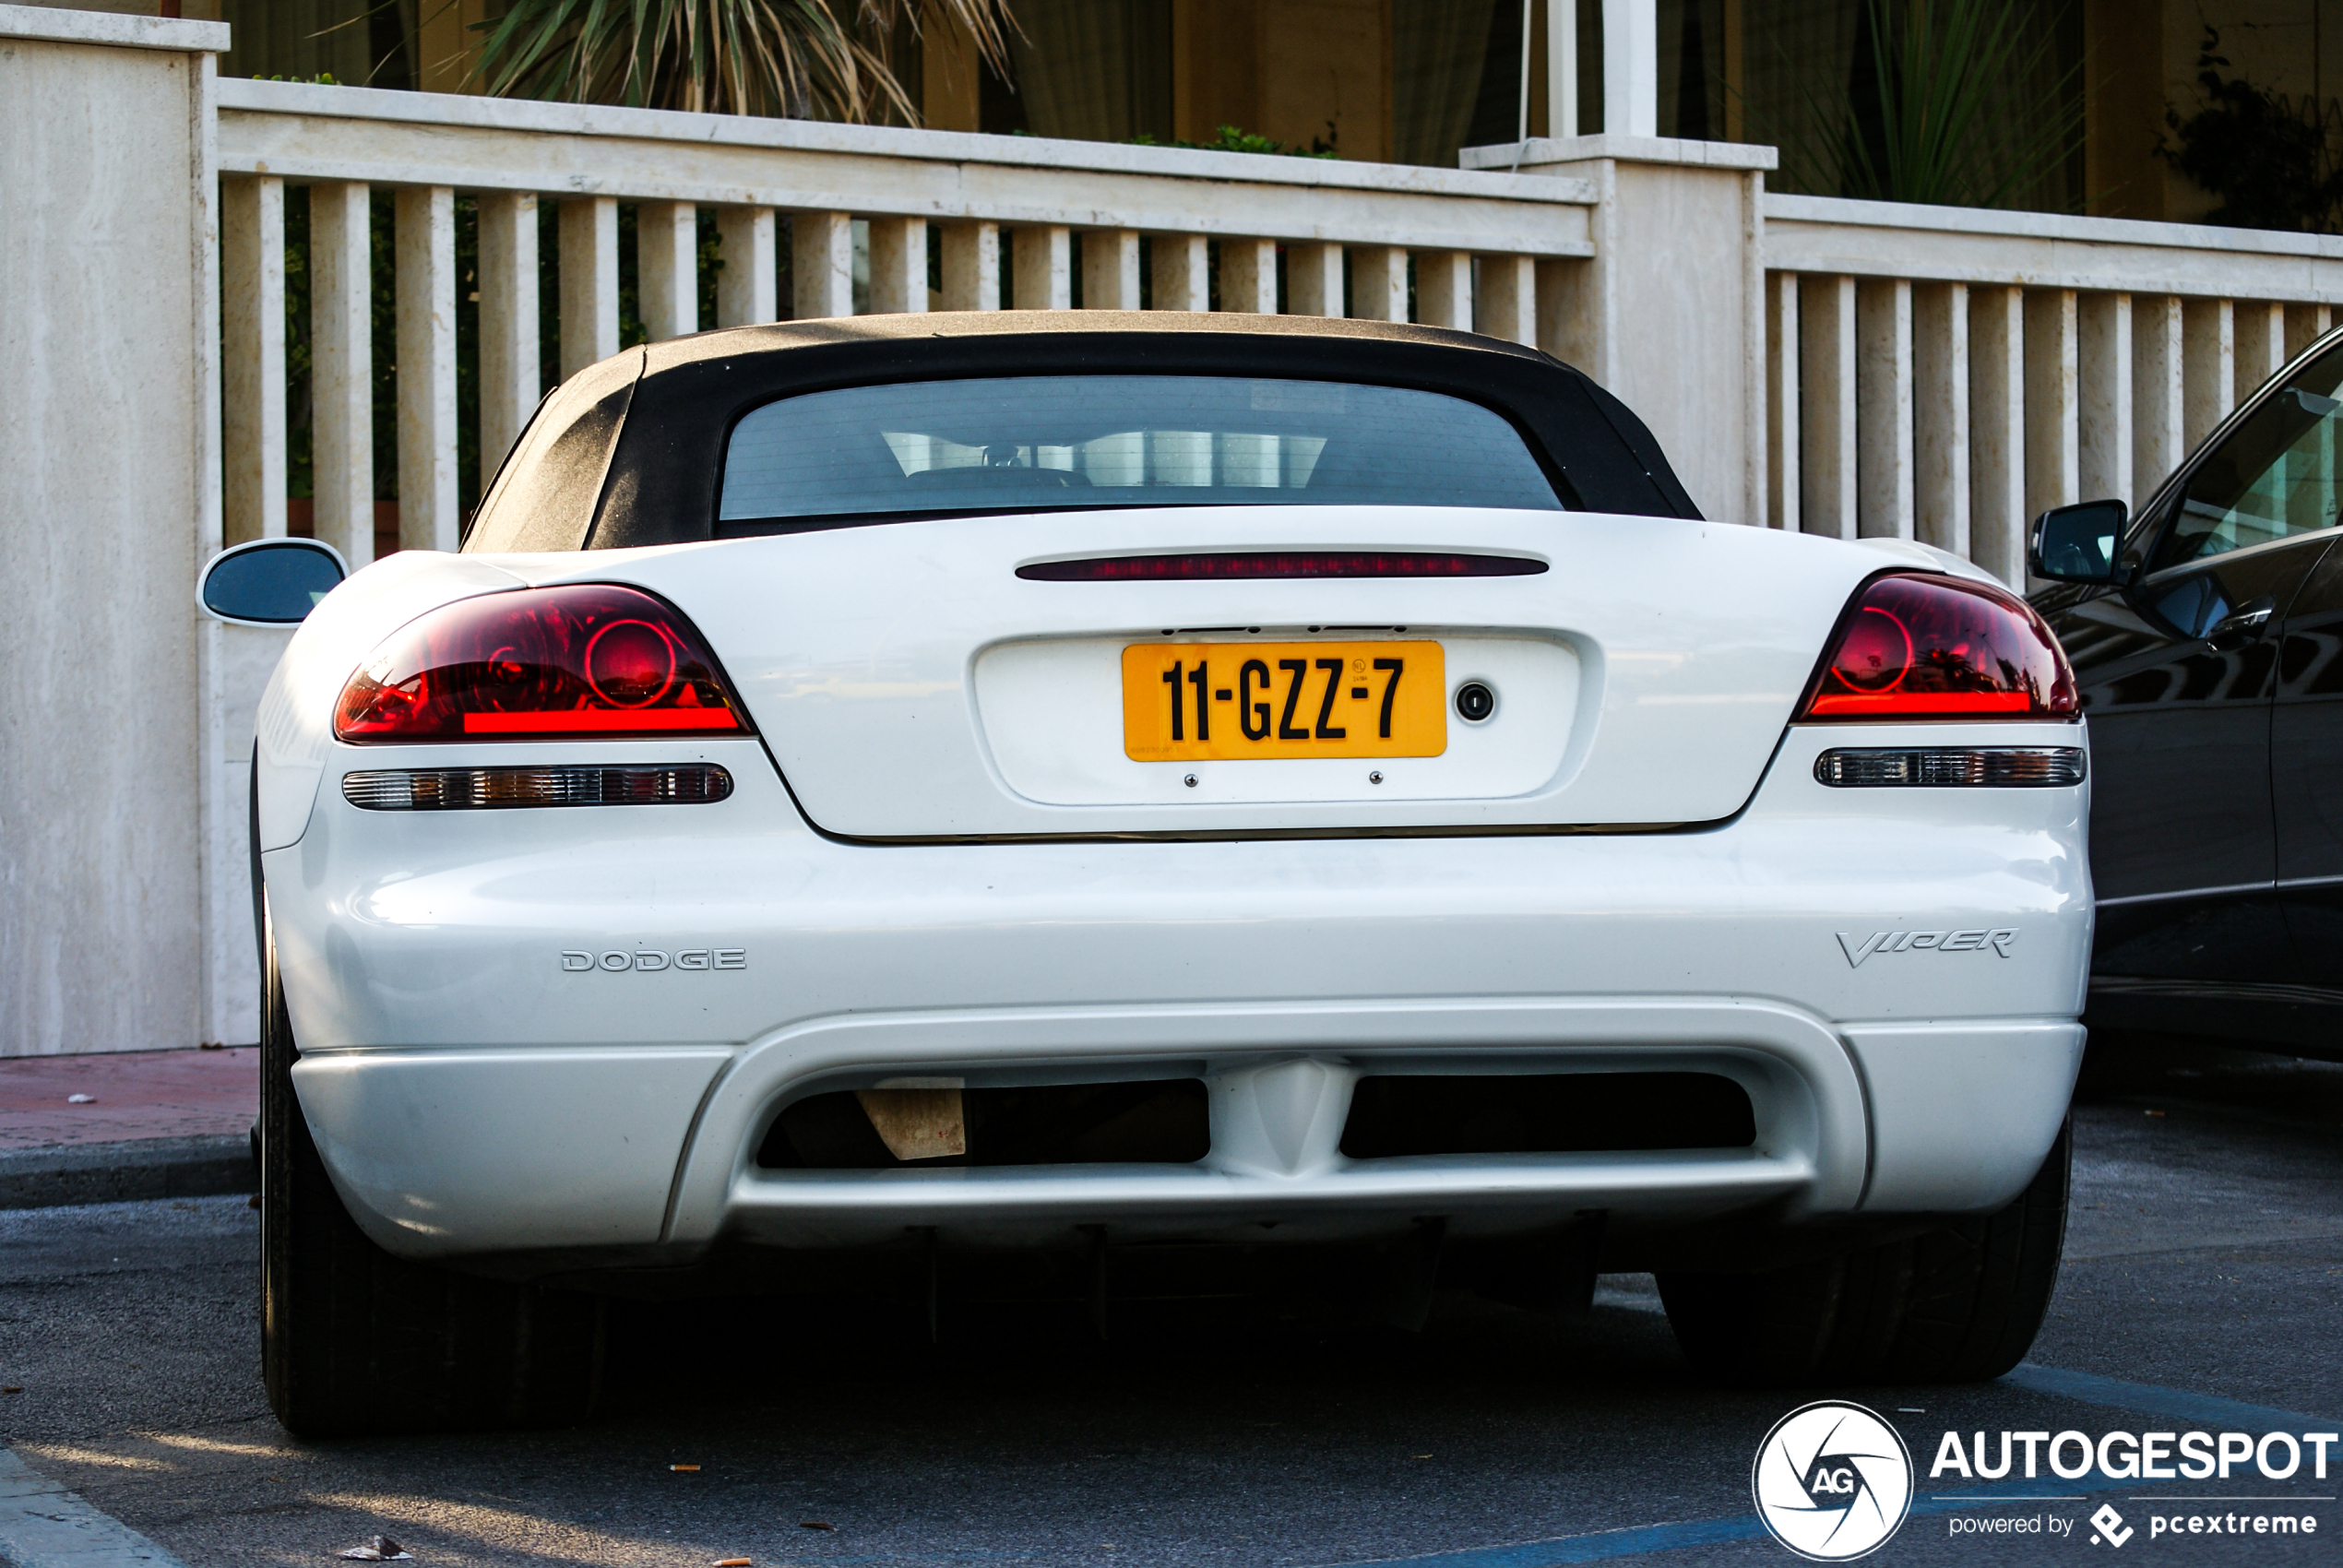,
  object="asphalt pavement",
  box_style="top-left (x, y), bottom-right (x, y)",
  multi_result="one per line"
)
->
top-left (4, 1039), bottom-right (2340, 1568)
